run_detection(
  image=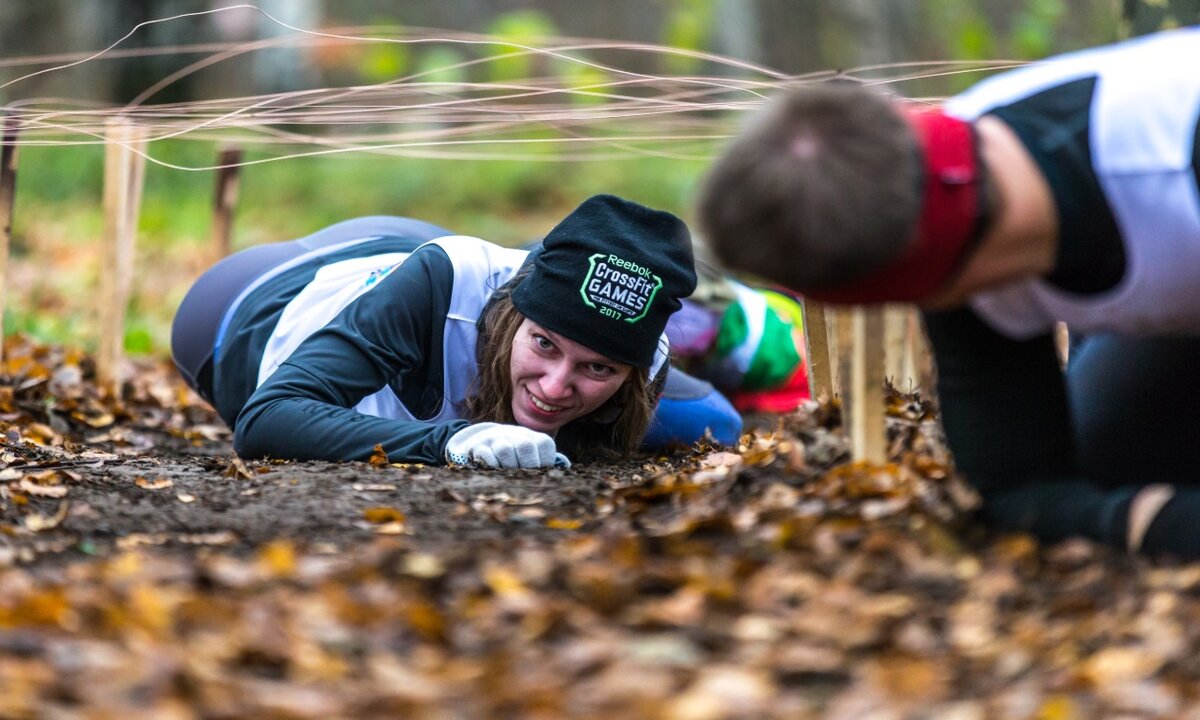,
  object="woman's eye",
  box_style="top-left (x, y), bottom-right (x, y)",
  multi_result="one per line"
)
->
top-left (588, 363), bottom-right (615, 376)
top-left (531, 334), bottom-right (554, 351)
